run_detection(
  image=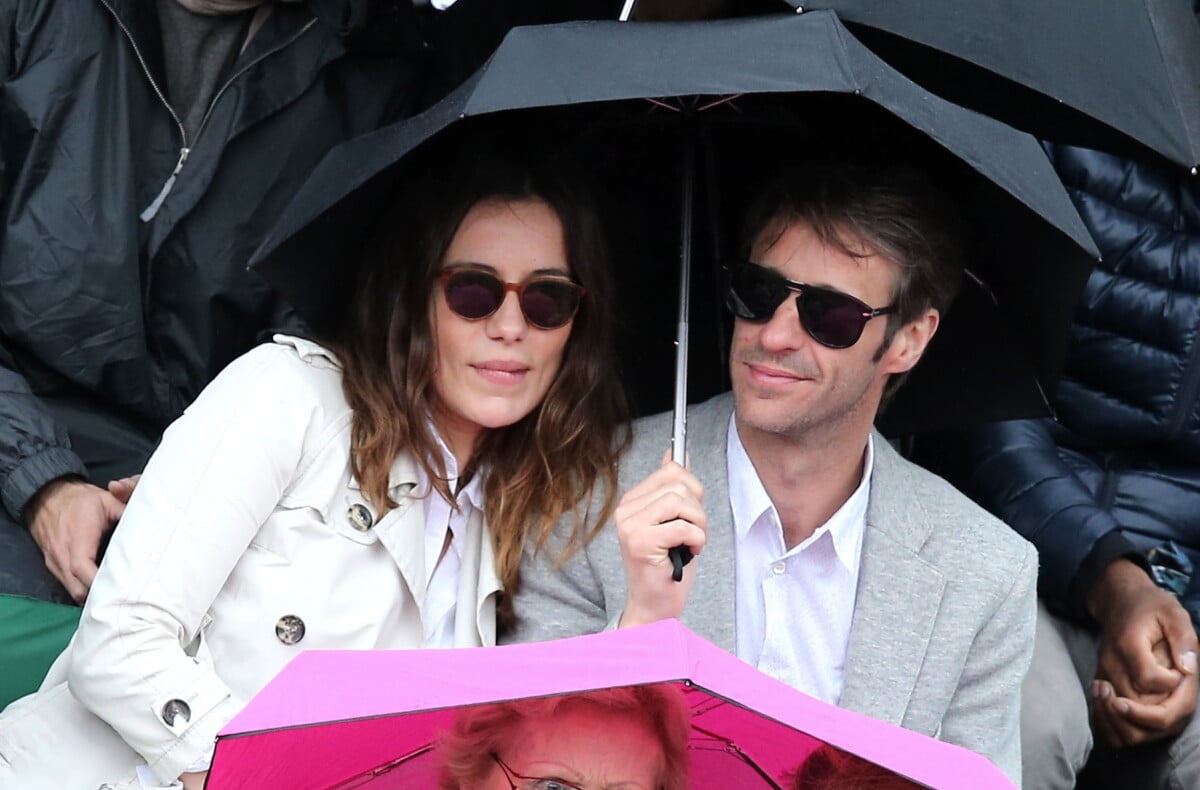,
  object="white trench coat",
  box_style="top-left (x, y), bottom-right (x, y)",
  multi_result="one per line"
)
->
top-left (0, 337), bottom-right (501, 789)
